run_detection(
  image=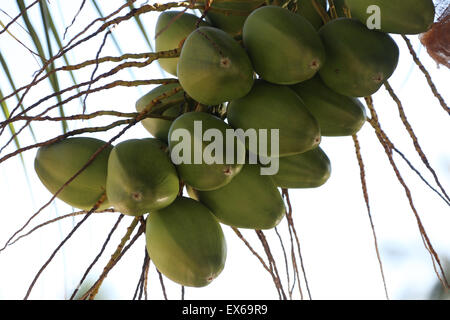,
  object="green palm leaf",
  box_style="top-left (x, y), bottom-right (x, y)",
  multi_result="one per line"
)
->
top-left (0, 51), bottom-right (37, 142)
top-left (16, 0), bottom-right (68, 133)
top-left (0, 88), bottom-right (25, 168)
